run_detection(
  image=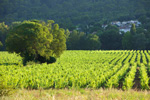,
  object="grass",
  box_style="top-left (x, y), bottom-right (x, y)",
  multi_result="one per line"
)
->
top-left (1, 88), bottom-right (150, 100)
